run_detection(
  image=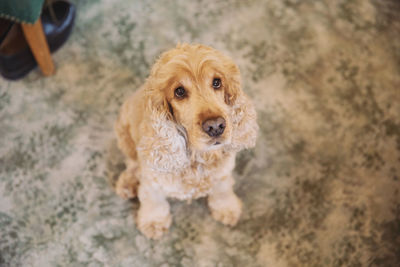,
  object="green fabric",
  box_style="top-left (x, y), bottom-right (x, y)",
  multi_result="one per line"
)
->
top-left (0, 0), bottom-right (45, 24)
